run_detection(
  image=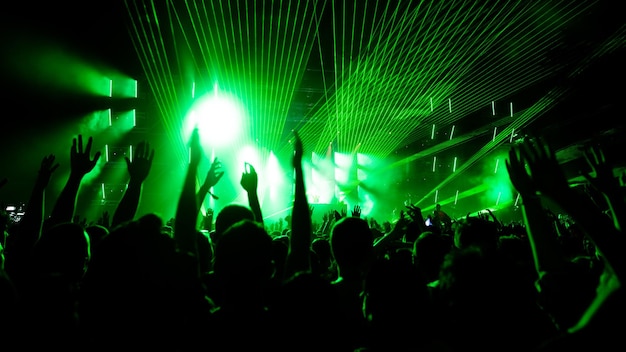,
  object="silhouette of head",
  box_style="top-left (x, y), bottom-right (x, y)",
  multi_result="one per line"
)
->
top-left (312, 237), bottom-right (333, 266)
top-left (453, 216), bottom-right (499, 251)
top-left (33, 222), bottom-right (91, 281)
top-left (213, 218), bottom-right (274, 294)
top-left (330, 217), bottom-right (375, 278)
top-left (413, 231), bottom-right (453, 284)
top-left (214, 204), bottom-right (255, 246)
